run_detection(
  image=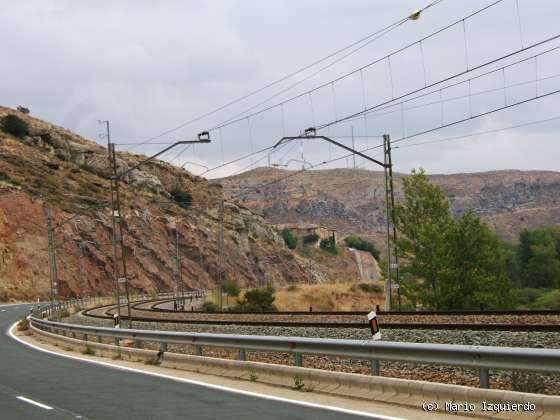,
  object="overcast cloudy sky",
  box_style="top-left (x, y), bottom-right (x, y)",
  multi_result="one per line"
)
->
top-left (2, 0), bottom-right (559, 177)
